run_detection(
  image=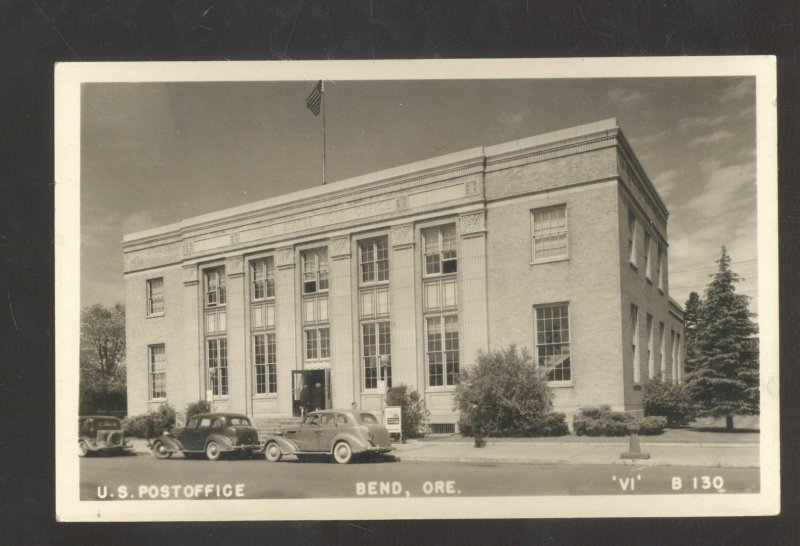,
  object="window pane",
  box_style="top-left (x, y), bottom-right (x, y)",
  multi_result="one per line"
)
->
top-left (535, 305), bottom-right (571, 382)
top-left (320, 328), bottom-right (330, 358)
top-left (305, 330), bottom-right (317, 359)
top-left (533, 205), bottom-right (568, 260)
